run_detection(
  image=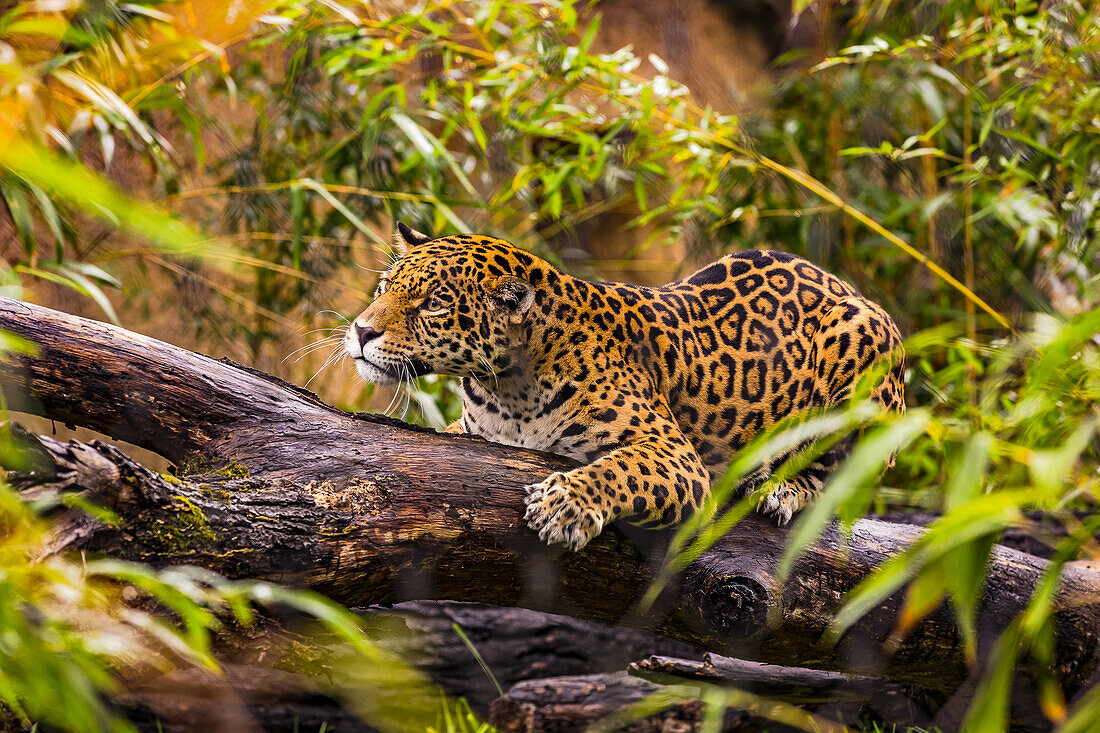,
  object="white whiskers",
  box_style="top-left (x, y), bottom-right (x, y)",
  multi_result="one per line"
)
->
top-left (304, 344), bottom-right (346, 387)
top-left (381, 363), bottom-right (405, 416)
top-left (283, 334), bottom-right (344, 363)
top-left (478, 355), bottom-right (500, 387)
top-left (399, 356), bottom-right (419, 420)
top-left (368, 242), bottom-right (400, 268)
top-left (316, 309), bottom-right (351, 324)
